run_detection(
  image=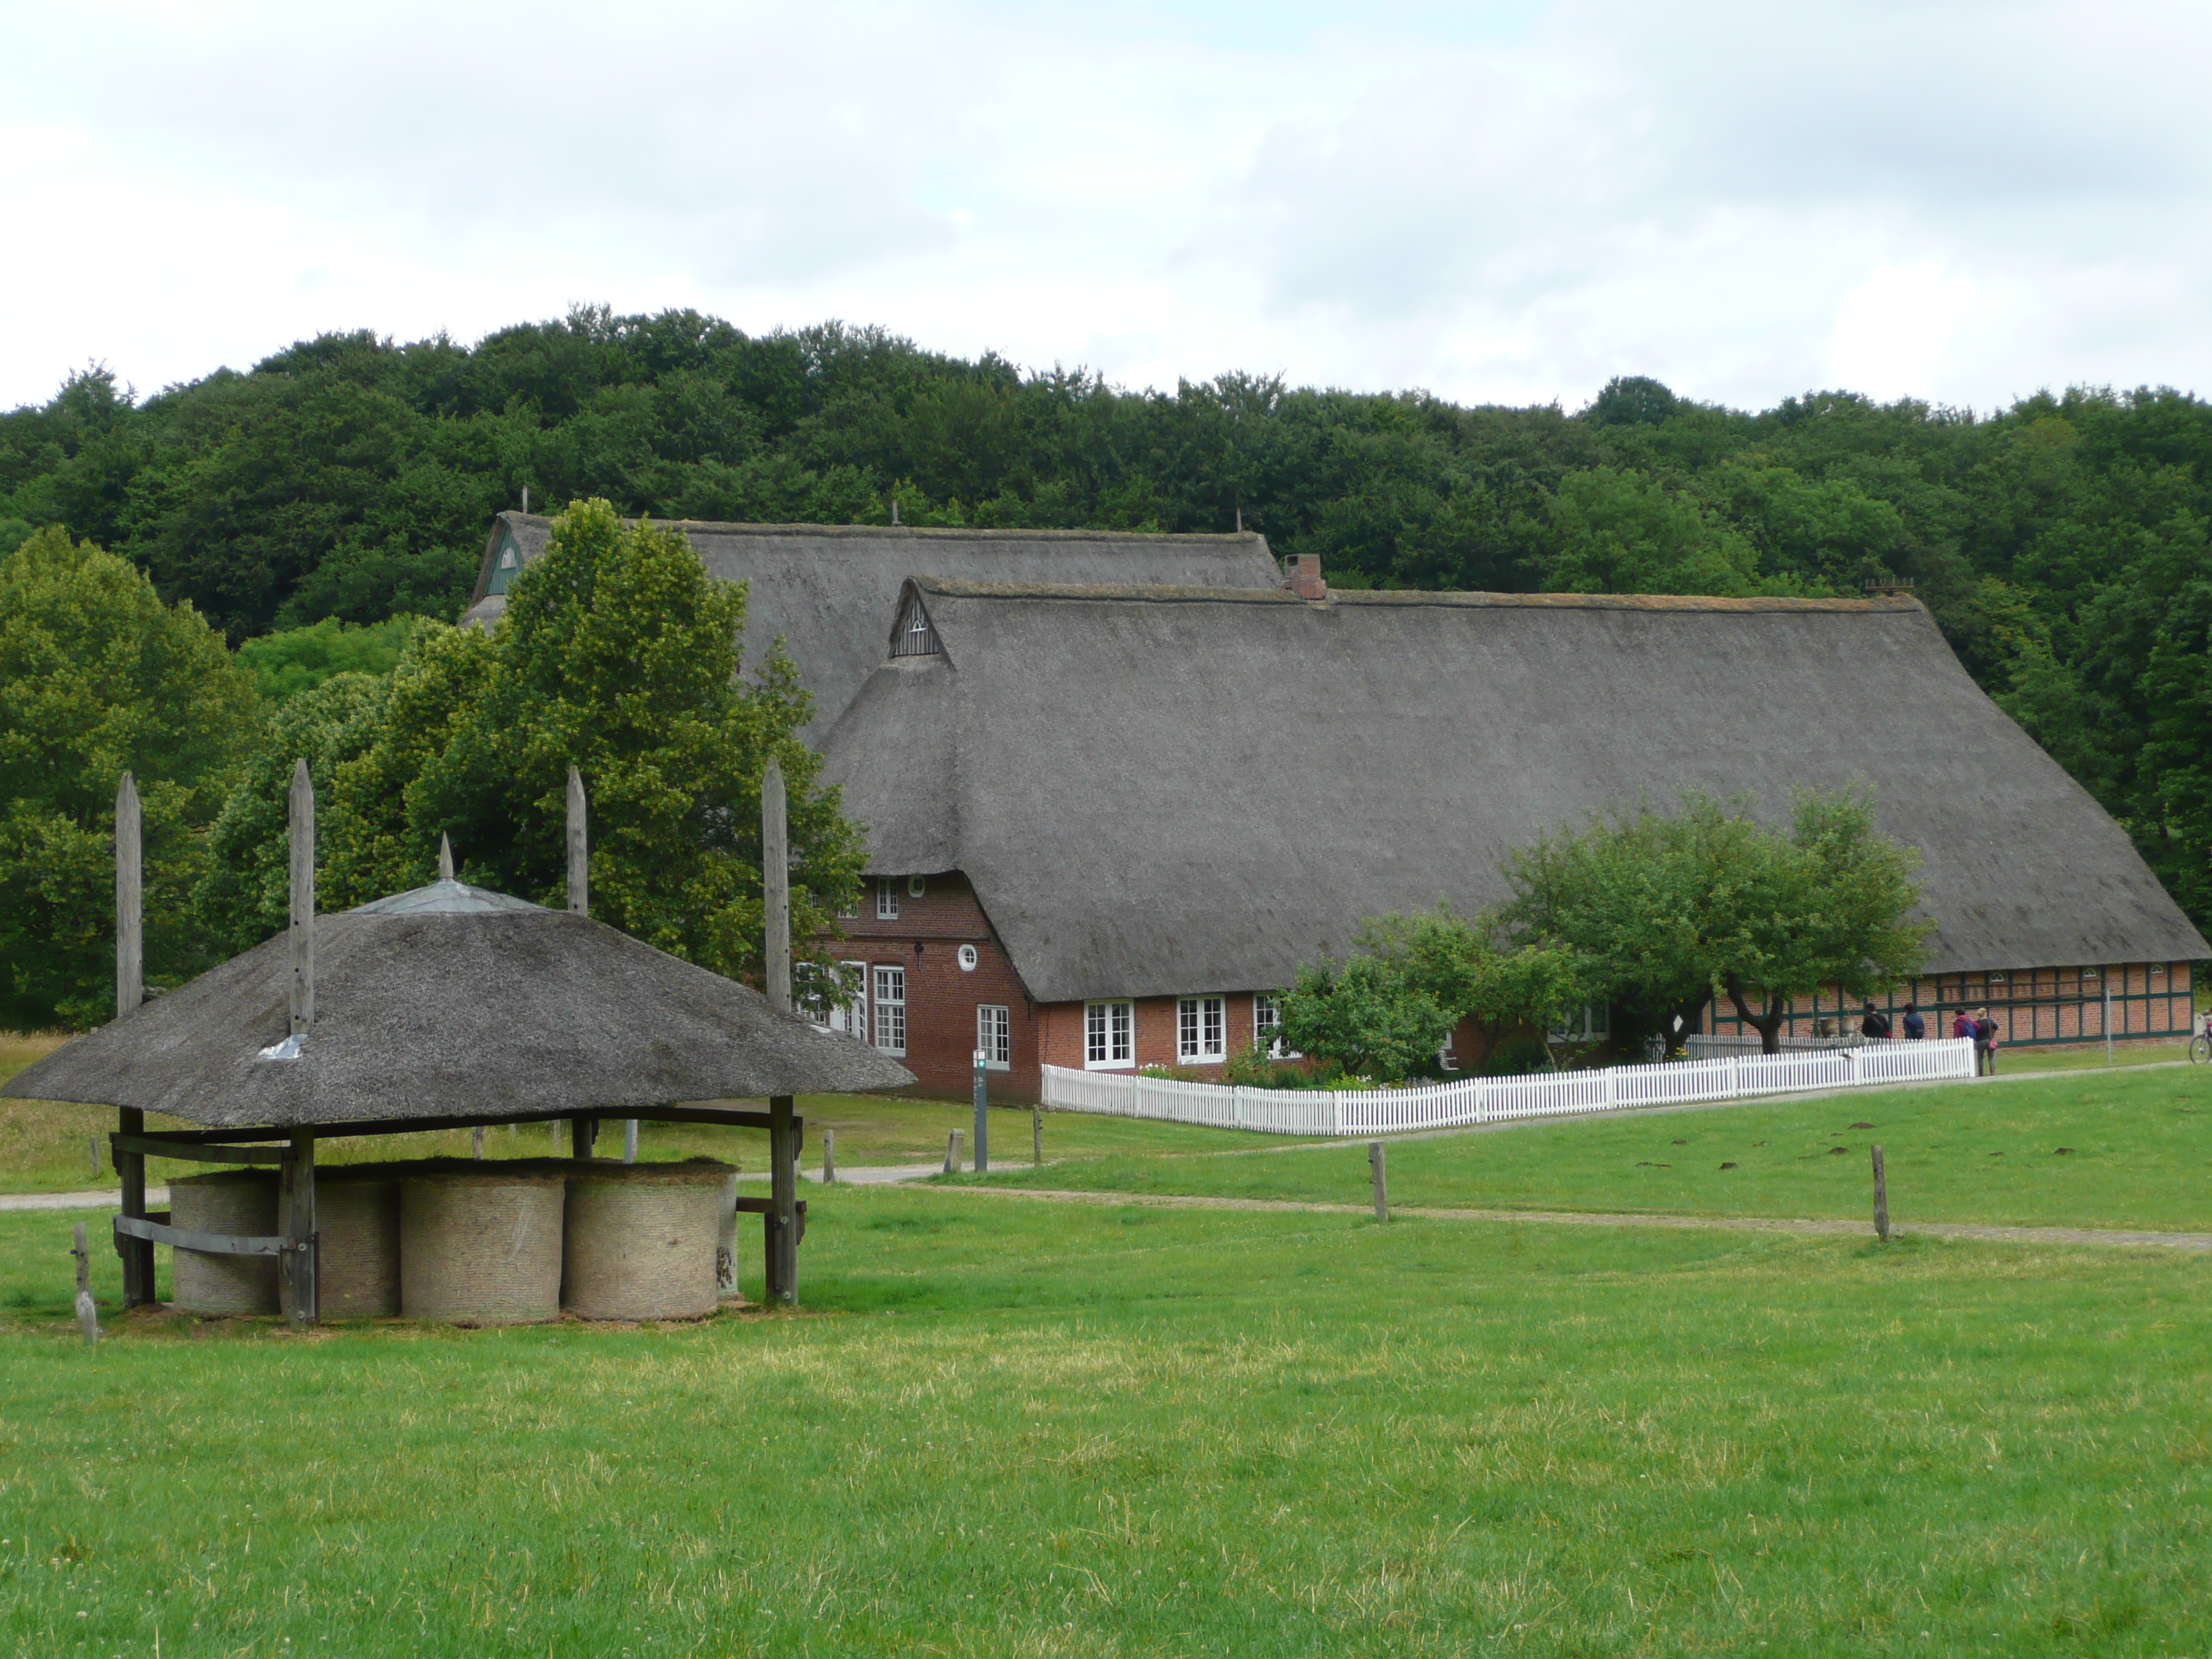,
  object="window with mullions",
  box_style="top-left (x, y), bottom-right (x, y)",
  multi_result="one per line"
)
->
top-left (1547, 1003), bottom-right (1610, 1045)
top-left (876, 877), bottom-right (899, 920)
top-left (1254, 993), bottom-right (1293, 1059)
top-left (873, 965), bottom-right (907, 1057)
top-left (1177, 996), bottom-right (1226, 1063)
top-left (977, 1004), bottom-right (1011, 1071)
top-left (822, 961), bottom-right (866, 1042)
top-left (1085, 1001), bottom-right (1133, 1069)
